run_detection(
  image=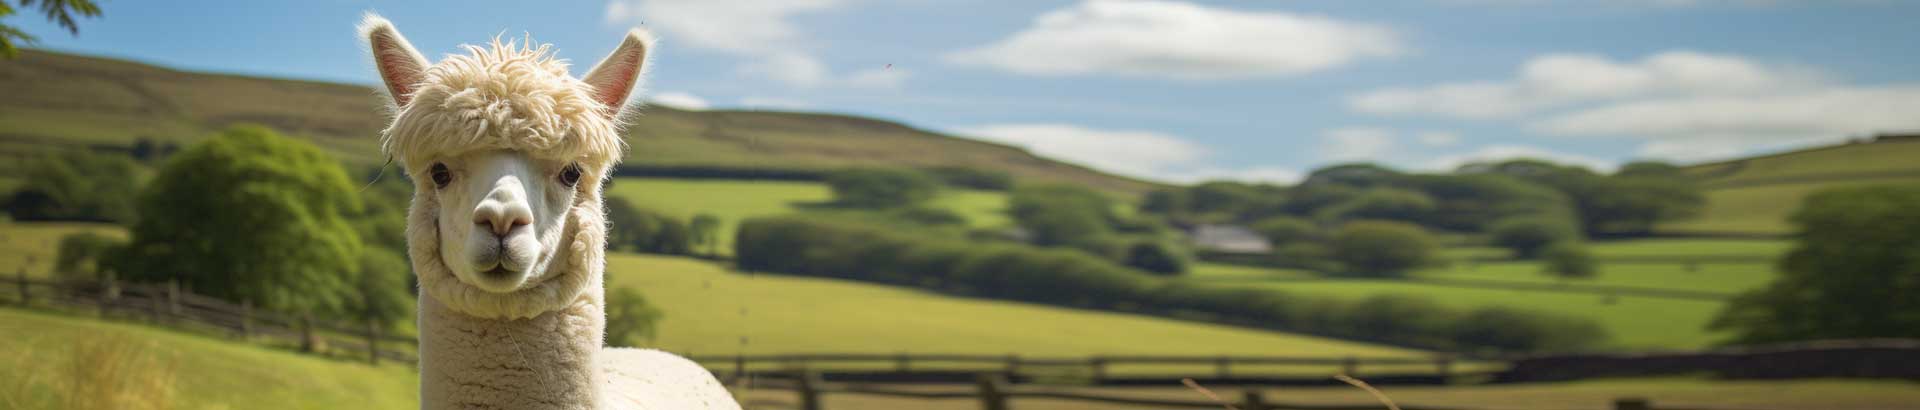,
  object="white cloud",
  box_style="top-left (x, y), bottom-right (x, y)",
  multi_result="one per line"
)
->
top-left (1416, 131), bottom-right (1461, 147)
top-left (954, 123), bottom-right (1298, 184)
top-left (843, 66), bottom-right (911, 89)
top-left (1319, 127), bottom-right (1396, 161)
top-left (944, 0), bottom-right (1402, 80)
top-left (1531, 86), bottom-right (1920, 140)
top-left (649, 91), bottom-right (711, 110)
top-left (1423, 144), bottom-right (1618, 172)
top-left (739, 96), bottom-right (812, 110)
top-left (606, 0), bottom-right (903, 88)
top-left (1349, 51), bottom-right (1820, 118)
